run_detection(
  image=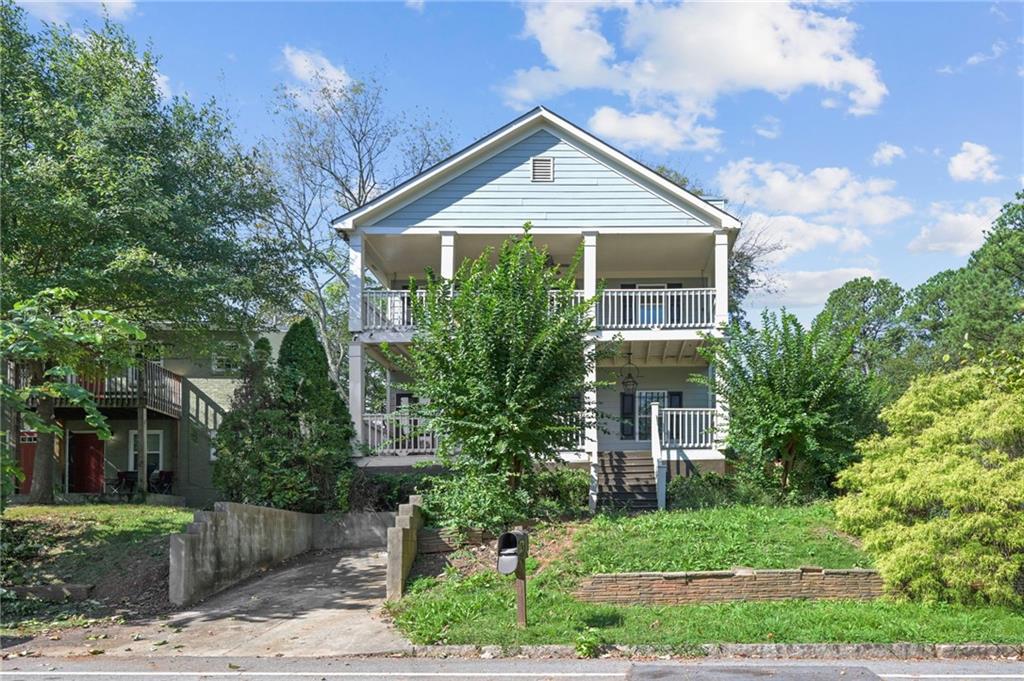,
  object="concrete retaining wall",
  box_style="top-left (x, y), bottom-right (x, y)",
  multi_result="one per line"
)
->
top-left (385, 495), bottom-right (424, 601)
top-left (574, 567), bottom-right (883, 605)
top-left (169, 502), bottom-right (314, 606)
top-left (169, 503), bottom-right (395, 607)
top-left (313, 511), bottom-right (396, 550)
